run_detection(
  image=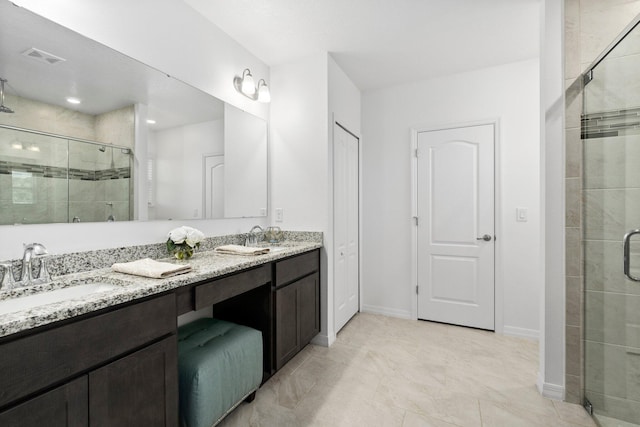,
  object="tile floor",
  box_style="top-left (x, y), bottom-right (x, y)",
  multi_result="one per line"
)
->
top-left (218, 313), bottom-right (596, 427)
